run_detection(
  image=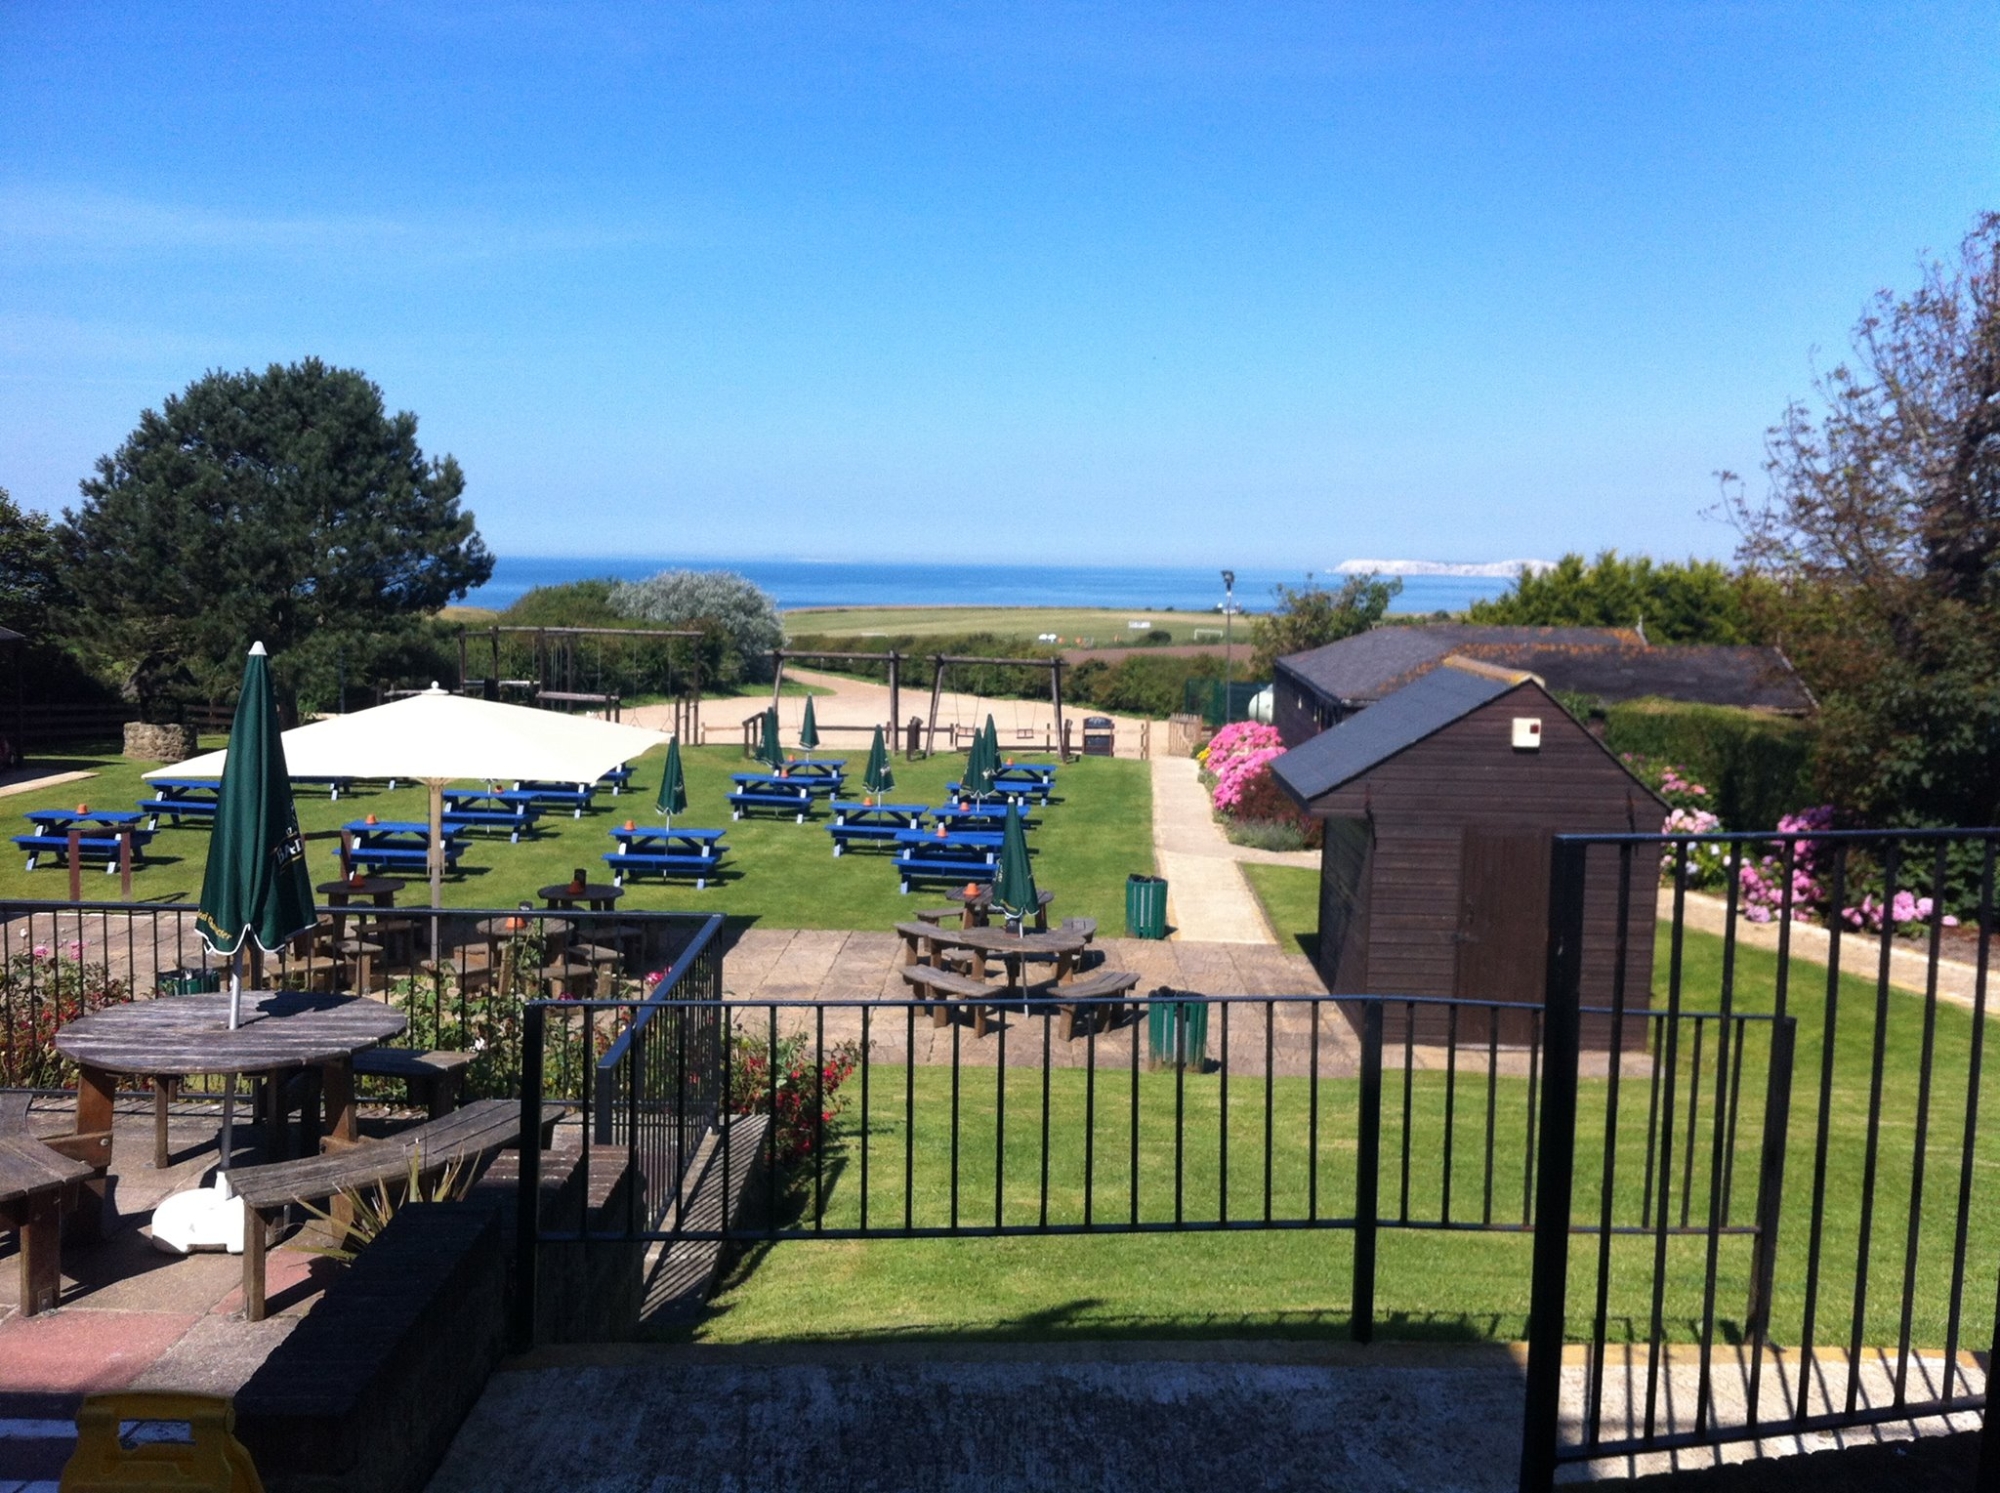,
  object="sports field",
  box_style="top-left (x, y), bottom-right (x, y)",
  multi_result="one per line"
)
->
top-left (783, 606), bottom-right (1233, 646)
